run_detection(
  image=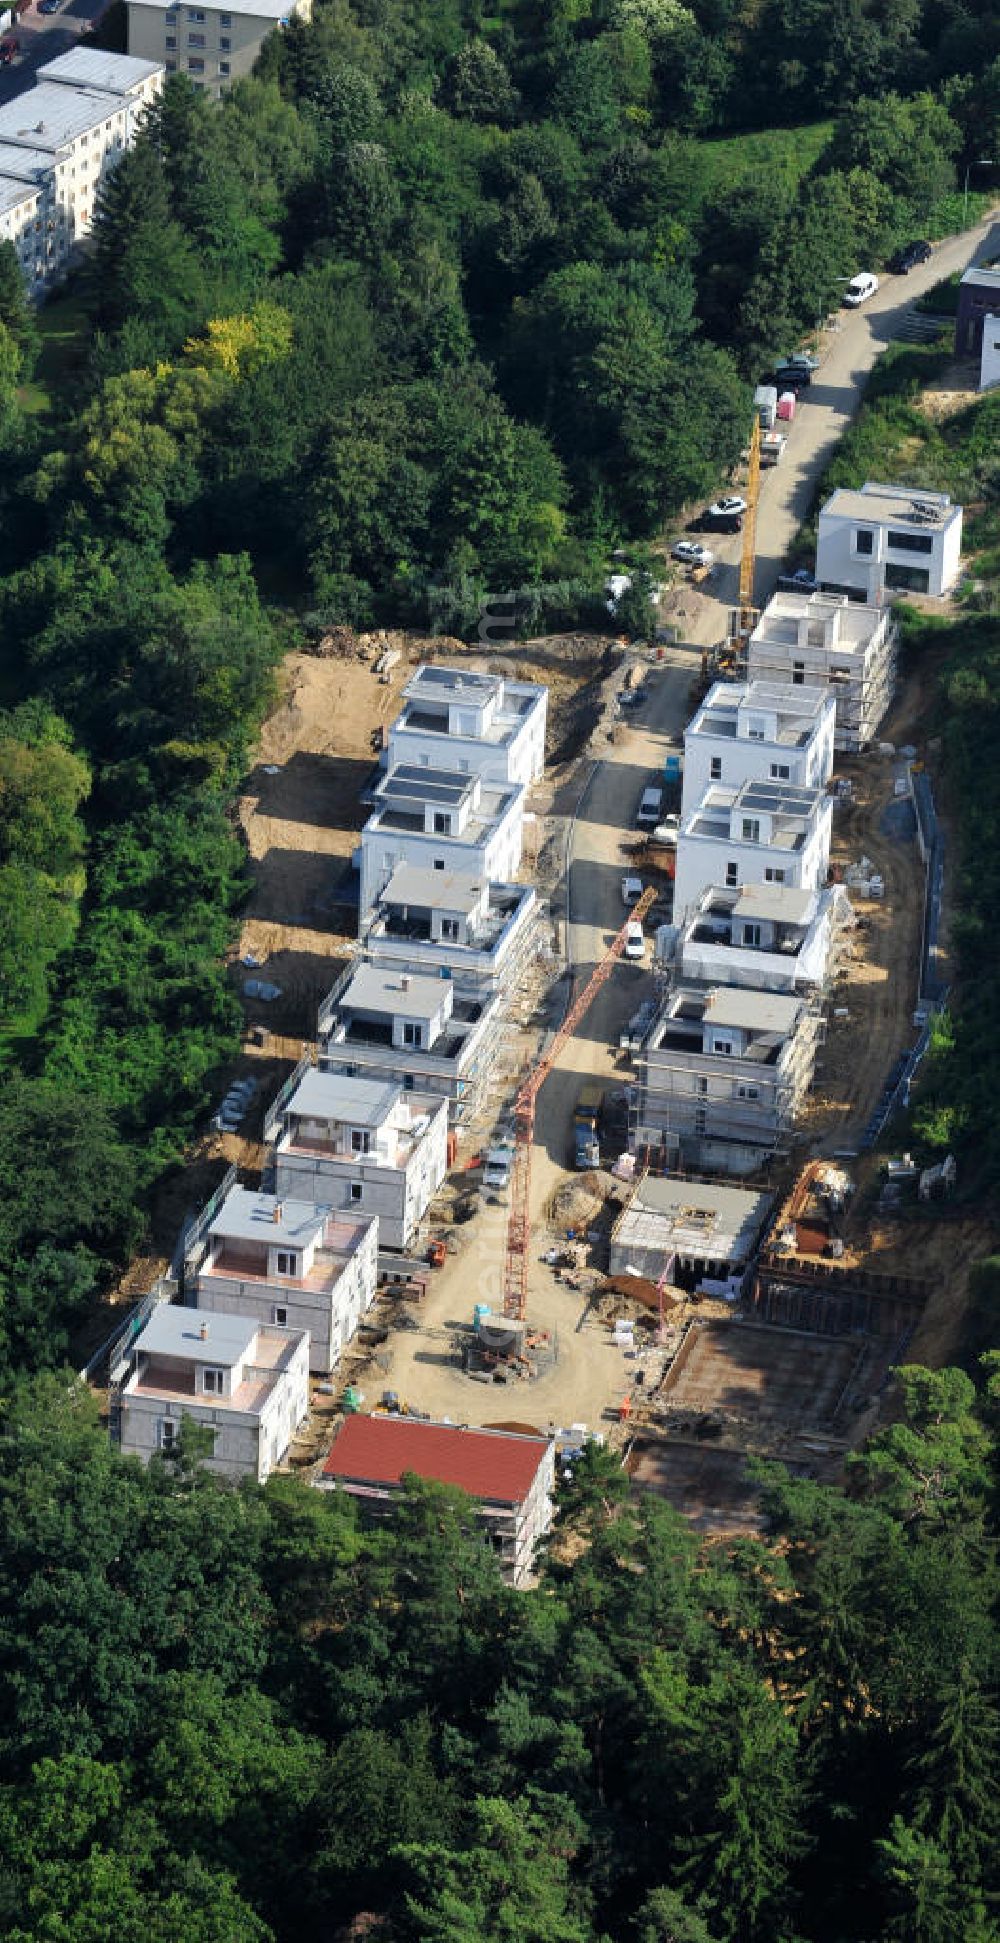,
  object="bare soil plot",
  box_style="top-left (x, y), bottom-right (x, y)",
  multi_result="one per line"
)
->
top-left (661, 1321), bottom-right (861, 1432)
top-left (628, 1438), bottom-right (768, 1535)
